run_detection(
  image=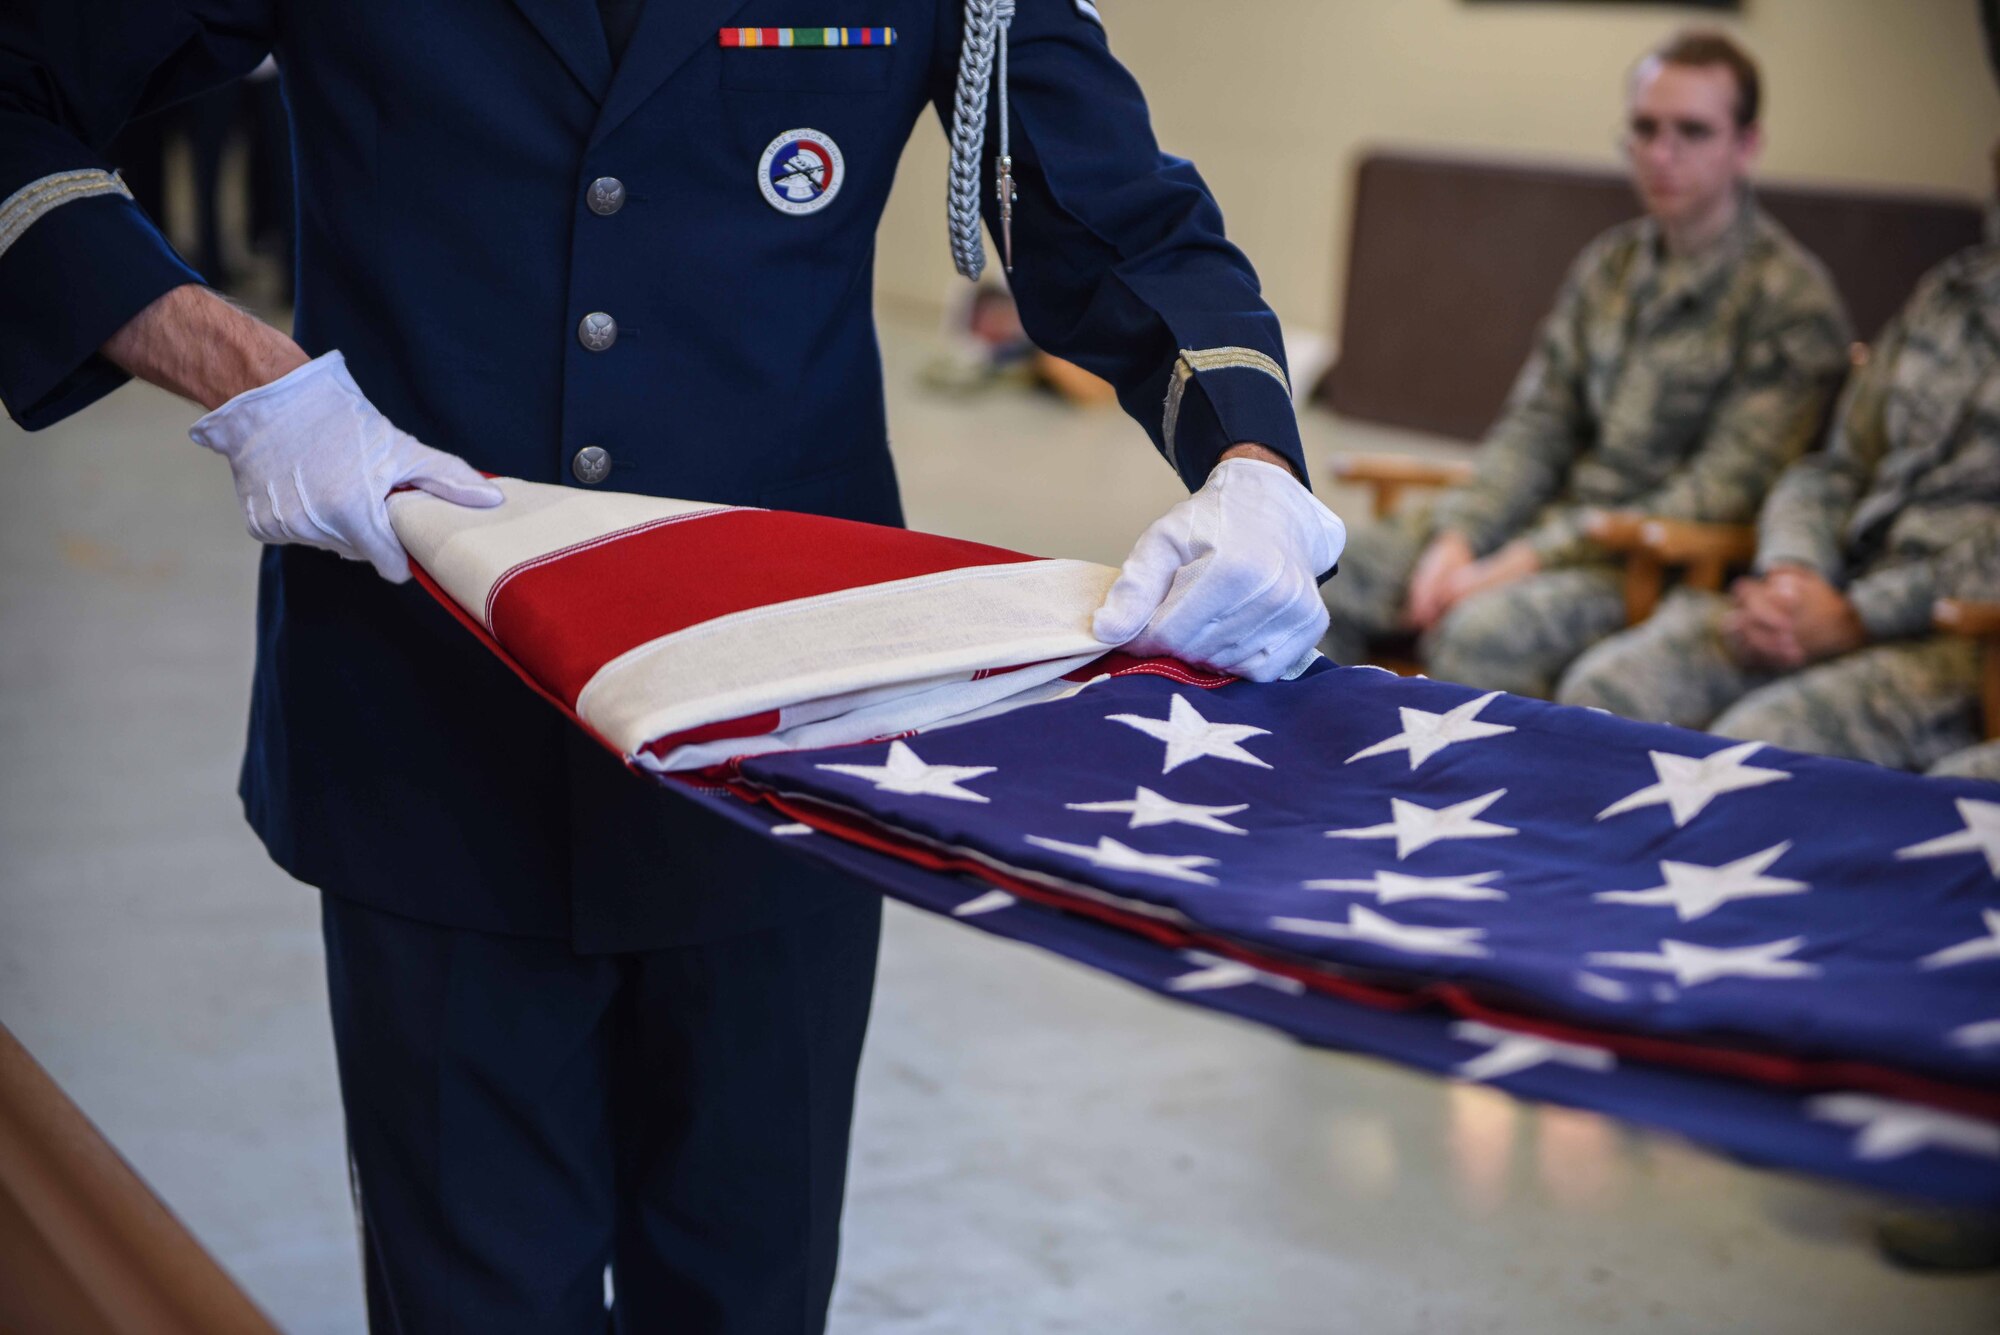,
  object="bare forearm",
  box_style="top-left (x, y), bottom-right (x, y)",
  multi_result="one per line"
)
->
top-left (1219, 441), bottom-right (1303, 483)
top-left (99, 283), bottom-right (308, 412)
